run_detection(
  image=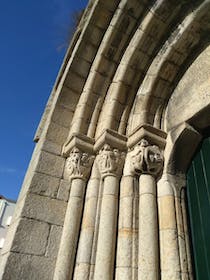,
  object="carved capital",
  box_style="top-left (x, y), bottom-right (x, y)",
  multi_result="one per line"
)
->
top-left (64, 147), bottom-right (94, 181)
top-left (96, 144), bottom-right (125, 178)
top-left (124, 139), bottom-right (163, 177)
